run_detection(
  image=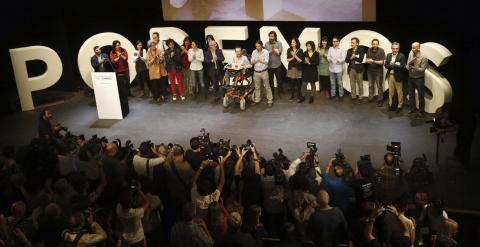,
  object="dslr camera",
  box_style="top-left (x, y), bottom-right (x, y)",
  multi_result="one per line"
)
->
top-left (386, 142), bottom-right (401, 156)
